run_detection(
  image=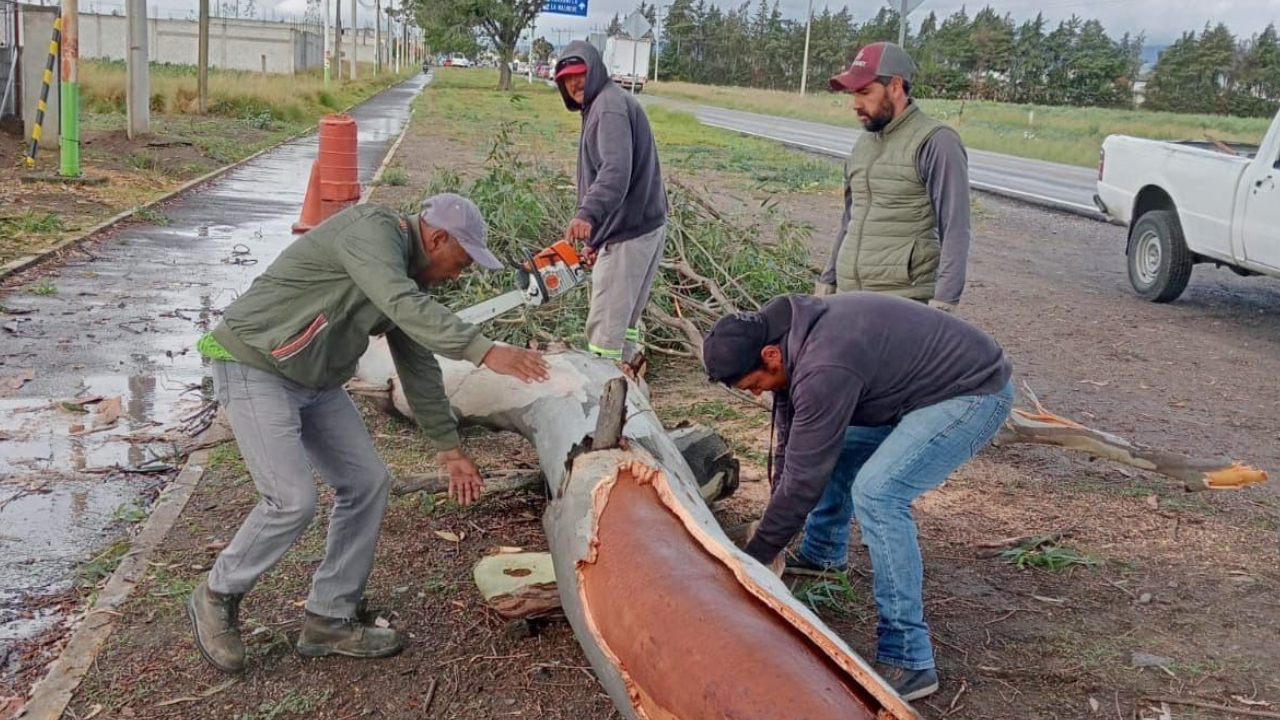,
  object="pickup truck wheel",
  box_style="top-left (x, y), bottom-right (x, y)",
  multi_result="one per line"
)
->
top-left (1128, 209), bottom-right (1193, 303)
